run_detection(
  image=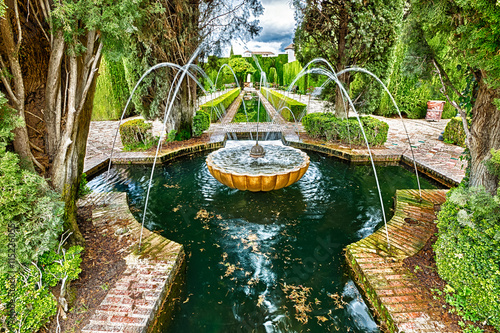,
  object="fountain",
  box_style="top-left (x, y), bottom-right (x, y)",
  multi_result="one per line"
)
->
top-left (96, 41), bottom-right (431, 332)
top-left (206, 61), bottom-right (310, 192)
top-left (206, 144), bottom-right (309, 191)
